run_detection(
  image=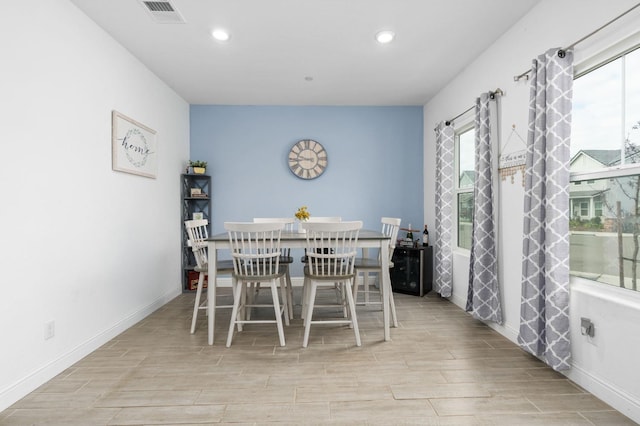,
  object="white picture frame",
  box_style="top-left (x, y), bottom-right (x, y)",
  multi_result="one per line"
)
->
top-left (112, 110), bottom-right (157, 178)
top-left (192, 212), bottom-right (204, 221)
